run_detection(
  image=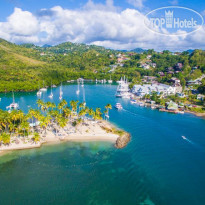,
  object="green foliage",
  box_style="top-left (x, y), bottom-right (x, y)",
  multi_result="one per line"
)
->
top-left (0, 132), bottom-right (11, 144)
top-left (1, 38), bottom-right (205, 93)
